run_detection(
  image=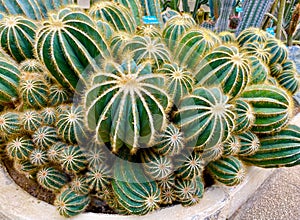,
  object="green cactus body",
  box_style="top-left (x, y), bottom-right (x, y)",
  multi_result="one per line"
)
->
top-left (282, 59), bottom-right (296, 72)
top-left (21, 110), bottom-right (43, 132)
top-left (153, 123), bottom-right (185, 156)
top-left (114, 0), bottom-right (142, 26)
top-left (47, 142), bottom-right (66, 162)
top-left (136, 25), bottom-right (161, 38)
top-left (0, 112), bottom-right (21, 137)
top-left (240, 84), bottom-right (293, 134)
top-left (49, 85), bottom-right (70, 106)
top-left (223, 135), bottom-right (241, 156)
top-left (158, 62), bottom-right (194, 106)
top-left (0, 16), bottom-right (37, 62)
top-left (265, 38), bottom-right (288, 65)
top-left (139, 0), bottom-right (163, 26)
top-left (241, 125), bottom-right (300, 168)
top-left (219, 31), bottom-right (236, 43)
top-left (276, 70), bottom-right (299, 95)
top-left (201, 141), bottom-right (224, 162)
top-left (237, 28), bottom-right (267, 46)
top-left (86, 165), bottom-right (111, 191)
top-left (84, 60), bottom-right (170, 153)
top-left (175, 87), bottom-right (235, 151)
top-left (20, 59), bottom-right (45, 73)
top-left (242, 42), bottom-right (270, 64)
top-left (207, 156), bottom-right (245, 186)
top-left (20, 72), bottom-right (49, 109)
top-left (85, 143), bottom-right (108, 169)
top-left (270, 63), bottom-right (283, 77)
top-left (233, 99), bottom-right (255, 133)
top-left (175, 29), bottom-right (221, 70)
top-left (71, 176), bottom-right (90, 195)
top-left (60, 145), bottom-right (87, 173)
top-left (56, 105), bottom-right (87, 144)
top-left (96, 20), bottom-right (114, 41)
top-left (238, 131), bottom-right (260, 157)
top-left (54, 188), bottom-right (90, 217)
top-left (162, 16), bottom-right (195, 52)
top-left (40, 107), bottom-right (56, 125)
top-left (32, 126), bottom-right (58, 149)
top-left (14, 160), bottom-right (37, 174)
top-left (6, 136), bottom-right (34, 160)
top-left (161, 188), bottom-right (176, 204)
top-left (36, 8), bottom-right (110, 92)
top-left (29, 148), bottom-right (49, 166)
top-left (0, 58), bottom-right (20, 105)
top-left (248, 56), bottom-right (269, 85)
top-left (0, 0), bottom-right (42, 20)
top-left (37, 0), bottom-right (75, 17)
top-left (89, 2), bottom-right (136, 33)
top-left (112, 159), bottom-right (161, 215)
top-left (174, 151), bottom-right (204, 180)
top-left (110, 32), bottom-right (132, 59)
top-left (157, 173), bottom-right (175, 190)
top-left (194, 45), bottom-right (250, 99)
top-left (123, 36), bottom-right (170, 68)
